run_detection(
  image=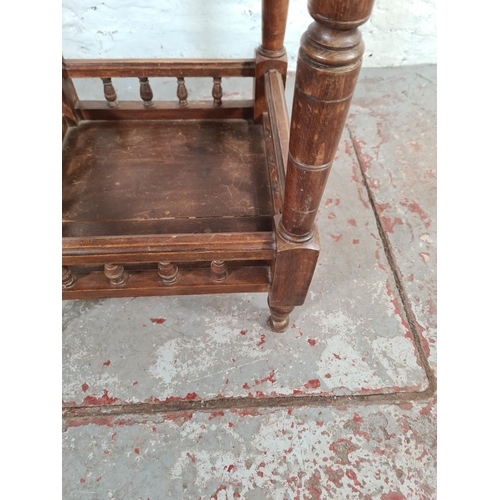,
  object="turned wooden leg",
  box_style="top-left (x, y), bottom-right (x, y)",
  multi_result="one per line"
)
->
top-left (254, 0), bottom-right (290, 122)
top-left (62, 266), bottom-right (76, 289)
top-left (268, 301), bottom-right (294, 333)
top-left (104, 263), bottom-right (126, 286)
top-left (268, 0), bottom-right (374, 330)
